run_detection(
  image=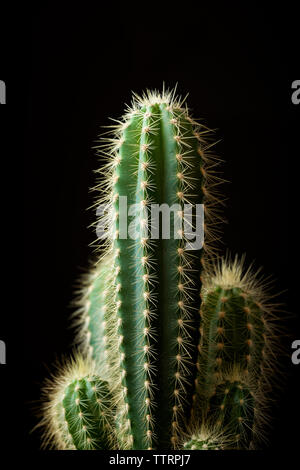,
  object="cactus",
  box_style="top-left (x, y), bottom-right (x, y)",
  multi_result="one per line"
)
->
top-left (62, 375), bottom-right (115, 450)
top-left (184, 376), bottom-right (255, 450)
top-left (196, 257), bottom-right (267, 400)
top-left (40, 356), bottom-right (117, 450)
top-left (86, 87), bottom-right (222, 450)
top-left (182, 422), bottom-right (232, 450)
top-left (73, 253), bottom-right (119, 383)
top-left (190, 256), bottom-right (278, 448)
top-left (39, 88), bottom-right (280, 451)
top-left (183, 427), bottom-right (223, 450)
top-left (208, 379), bottom-right (254, 449)
top-left (196, 257), bottom-right (274, 397)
